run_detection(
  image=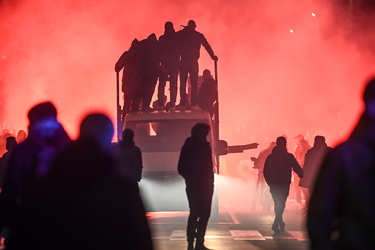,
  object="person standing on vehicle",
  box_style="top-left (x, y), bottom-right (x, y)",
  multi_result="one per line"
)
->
top-left (197, 69), bottom-right (217, 116)
top-left (157, 21), bottom-right (180, 110)
top-left (264, 136), bottom-right (303, 233)
top-left (177, 20), bottom-right (218, 109)
top-left (178, 123), bottom-right (214, 250)
top-left (115, 39), bottom-right (141, 112)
